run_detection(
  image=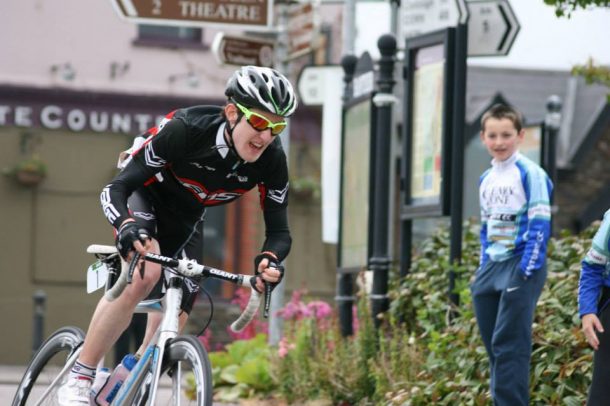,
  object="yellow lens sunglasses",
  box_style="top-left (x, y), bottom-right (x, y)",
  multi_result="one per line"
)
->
top-left (234, 102), bottom-right (287, 136)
